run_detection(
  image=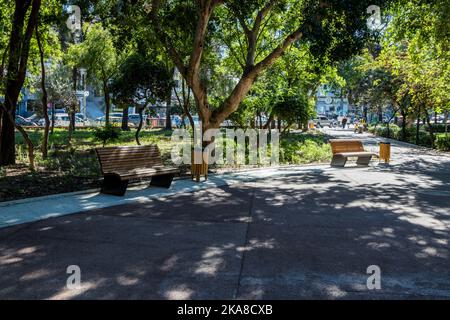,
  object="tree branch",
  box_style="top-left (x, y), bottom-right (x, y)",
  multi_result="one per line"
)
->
top-left (211, 28), bottom-right (303, 126)
top-left (148, 0), bottom-right (187, 78)
top-left (18, 0), bottom-right (41, 85)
